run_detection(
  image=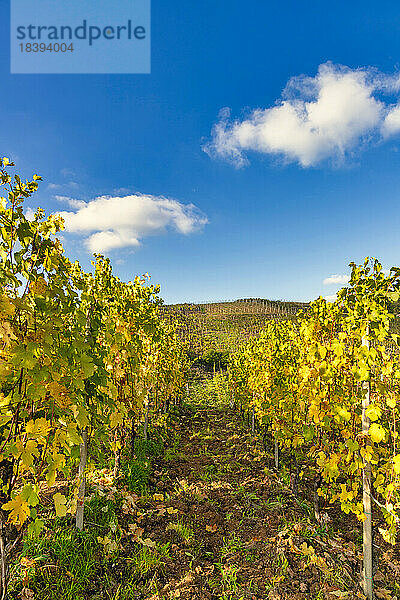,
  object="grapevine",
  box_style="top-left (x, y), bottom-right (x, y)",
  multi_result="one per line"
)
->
top-left (0, 159), bottom-right (188, 597)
